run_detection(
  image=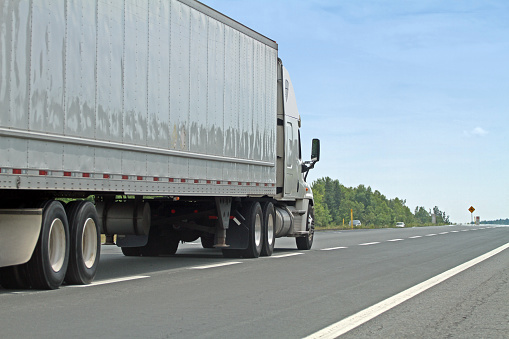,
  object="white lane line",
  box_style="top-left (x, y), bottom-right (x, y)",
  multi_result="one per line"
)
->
top-left (359, 242), bottom-right (380, 246)
top-left (425, 234), bottom-right (437, 237)
top-left (70, 275), bottom-right (150, 287)
top-left (438, 232), bottom-right (449, 235)
top-left (304, 242), bottom-right (509, 339)
top-left (189, 262), bottom-right (242, 270)
top-left (321, 247), bottom-right (348, 251)
top-left (451, 231), bottom-right (459, 233)
top-left (387, 239), bottom-right (404, 242)
top-left (461, 230), bottom-right (469, 232)
top-left (408, 236), bottom-right (422, 239)
top-left (271, 253), bottom-right (304, 258)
